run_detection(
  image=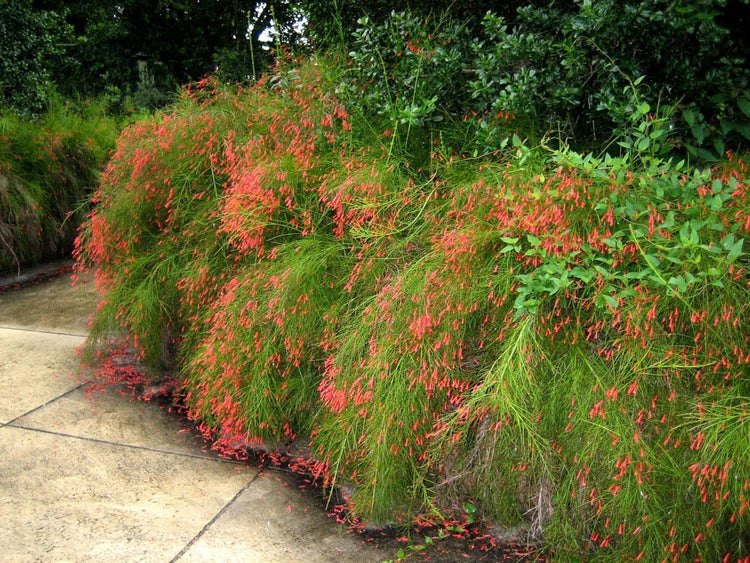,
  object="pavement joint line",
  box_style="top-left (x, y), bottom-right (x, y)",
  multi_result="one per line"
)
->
top-left (4, 382), bottom-right (89, 426)
top-left (169, 472), bottom-right (262, 562)
top-left (0, 325), bottom-right (87, 338)
top-left (5, 423), bottom-right (247, 465)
